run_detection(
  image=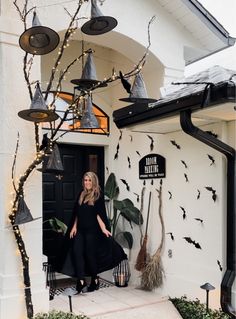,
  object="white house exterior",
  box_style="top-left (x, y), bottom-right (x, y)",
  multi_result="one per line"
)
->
top-left (0, 0), bottom-right (235, 318)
